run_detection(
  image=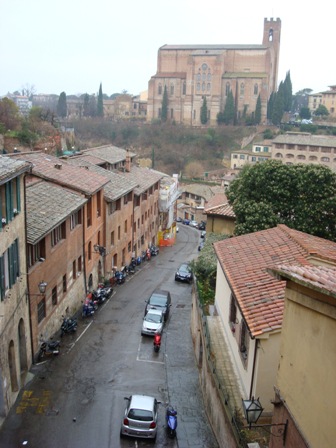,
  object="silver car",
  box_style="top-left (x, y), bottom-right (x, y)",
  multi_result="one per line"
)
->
top-left (120, 395), bottom-right (160, 440)
top-left (141, 308), bottom-right (164, 336)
